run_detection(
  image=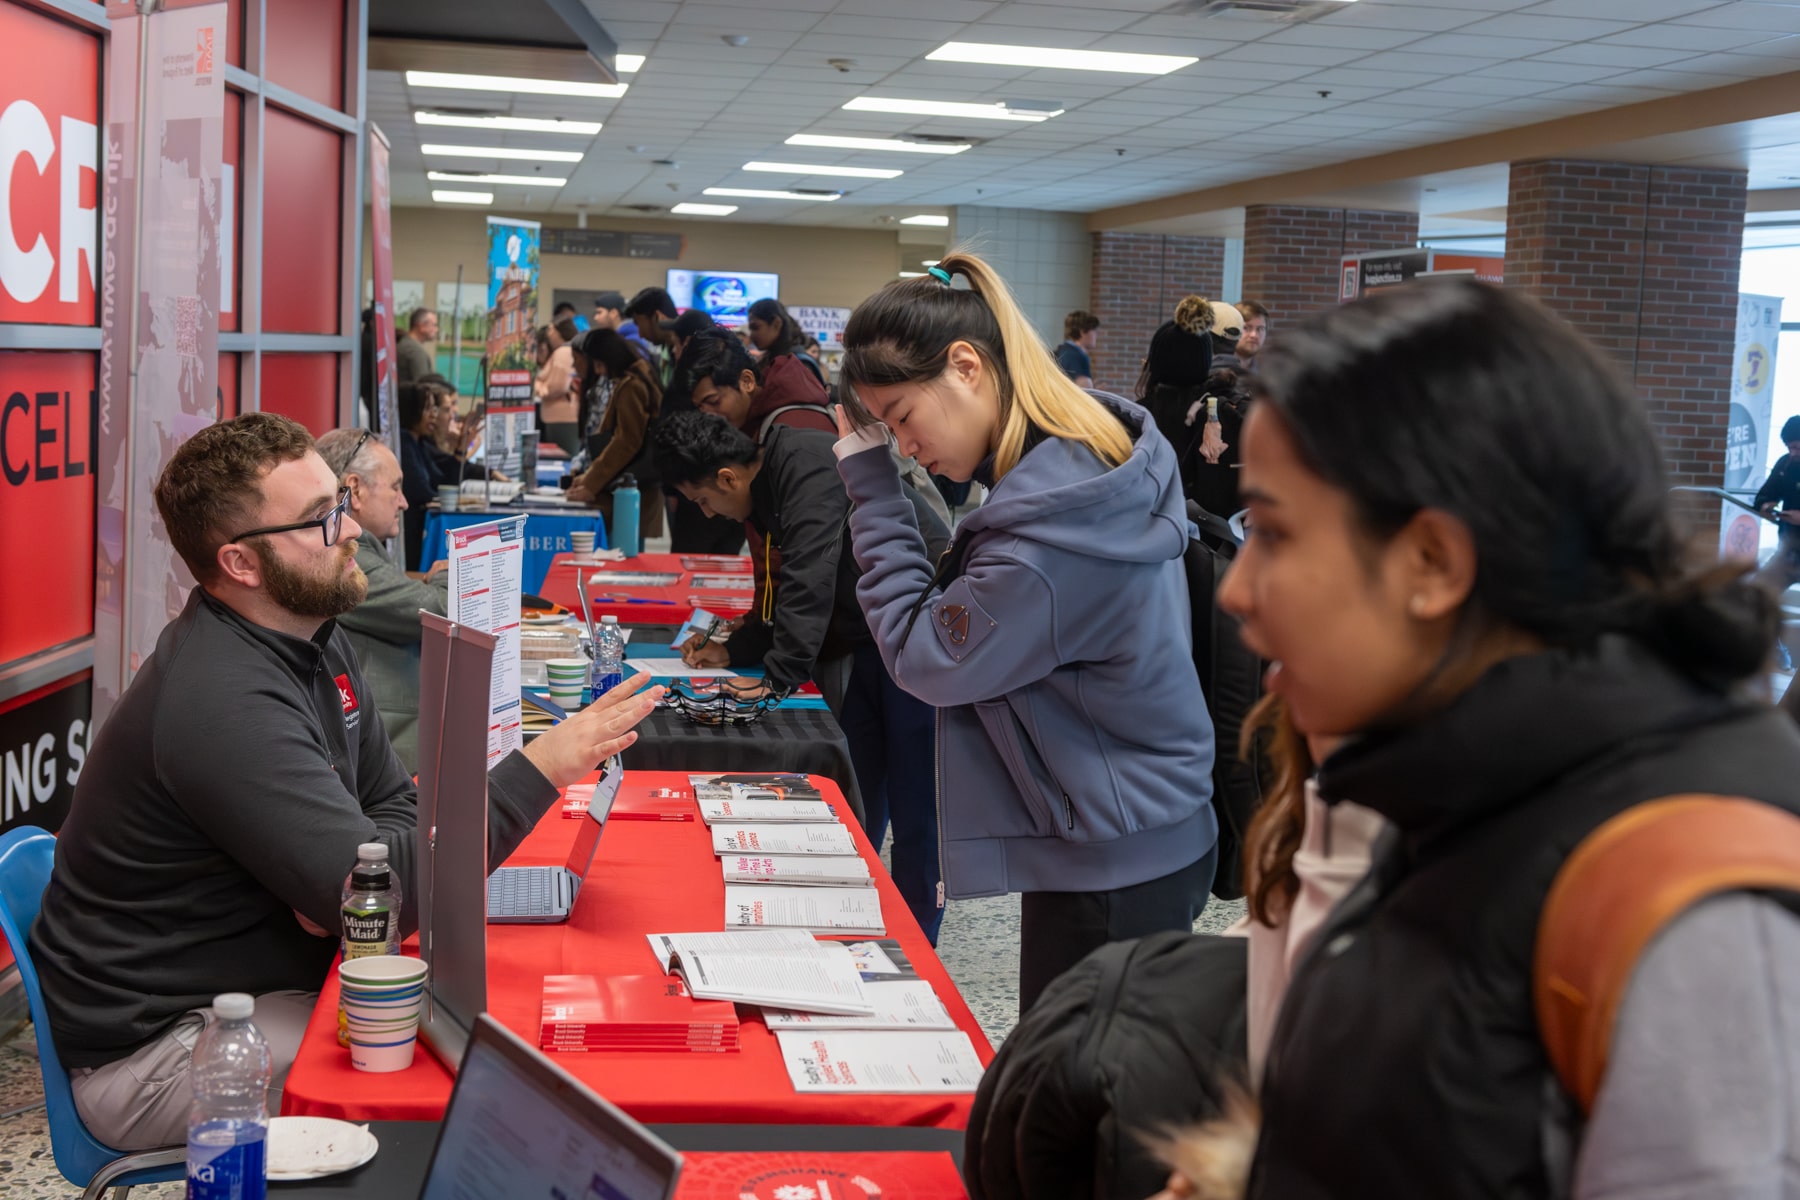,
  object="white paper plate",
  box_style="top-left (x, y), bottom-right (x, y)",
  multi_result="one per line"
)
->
top-left (265, 1116), bottom-right (379, 1180)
